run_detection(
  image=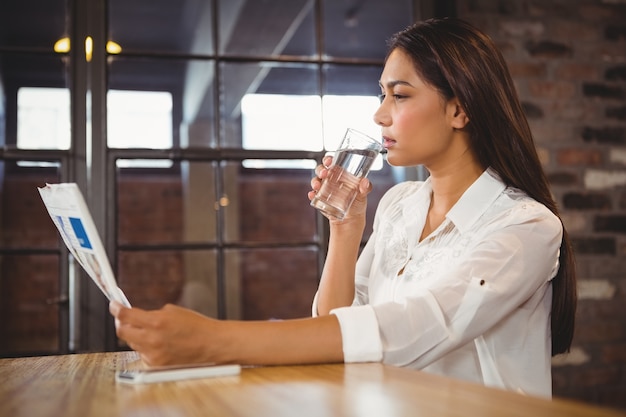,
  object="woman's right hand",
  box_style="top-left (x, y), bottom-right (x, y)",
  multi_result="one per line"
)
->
top-left (308, 155), bottom-right (373, 226)
top-left (308, 155), bottom-right (333, 202)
